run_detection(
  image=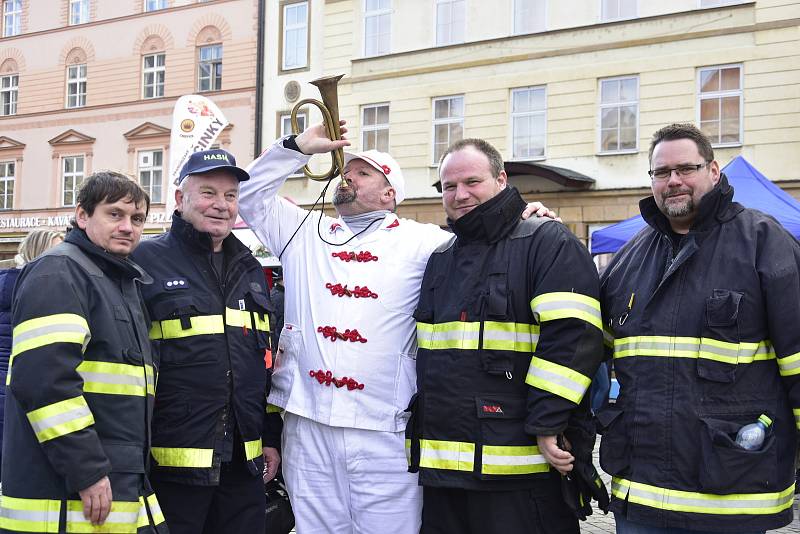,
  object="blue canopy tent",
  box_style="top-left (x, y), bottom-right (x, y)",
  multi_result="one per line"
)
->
top-left (590, 156), bottom-right (800, 254)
